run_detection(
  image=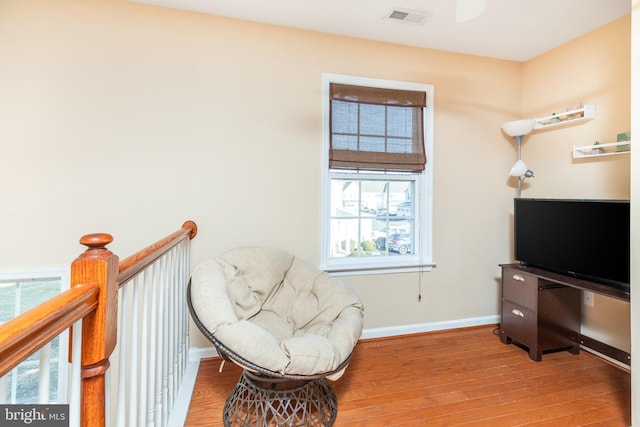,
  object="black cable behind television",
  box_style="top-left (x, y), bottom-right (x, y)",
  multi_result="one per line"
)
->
top-left (514, 198), bottom-right (630, 291)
